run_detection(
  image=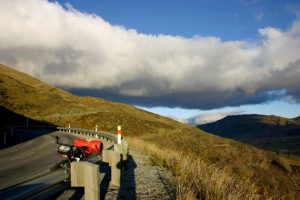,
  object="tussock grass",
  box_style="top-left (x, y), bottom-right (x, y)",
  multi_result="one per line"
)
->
top-left (128, 137), bottom-right (300, 200)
